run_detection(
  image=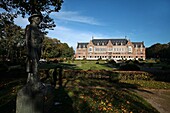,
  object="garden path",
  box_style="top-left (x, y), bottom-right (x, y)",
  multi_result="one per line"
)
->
top-left (134, 89), bottom-right (170, 113)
